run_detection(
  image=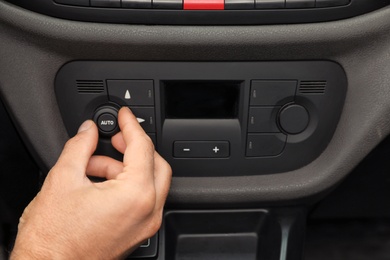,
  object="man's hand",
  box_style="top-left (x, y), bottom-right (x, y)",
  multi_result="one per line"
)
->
top-left (11, 107), bottom-right (172, 259)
